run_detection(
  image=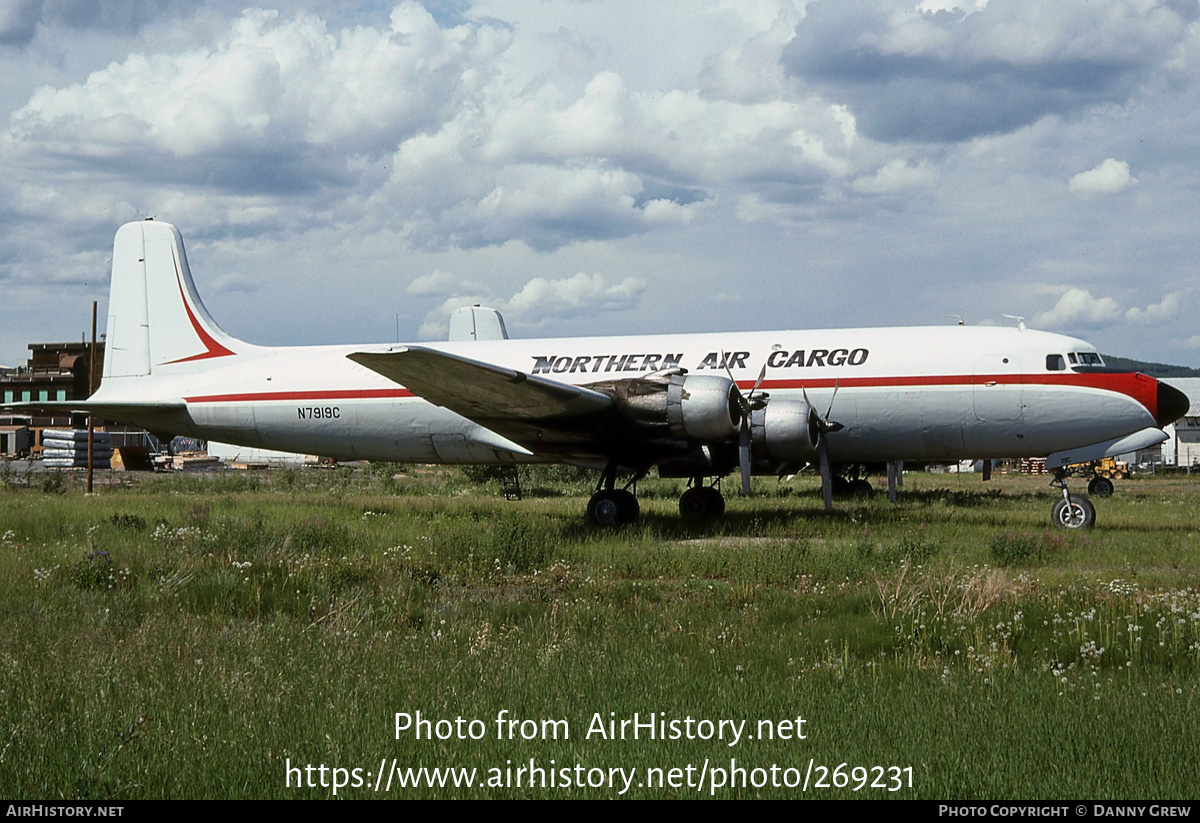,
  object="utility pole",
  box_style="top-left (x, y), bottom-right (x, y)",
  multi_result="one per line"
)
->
top-left (86, 301), bottom-right (96, 494)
